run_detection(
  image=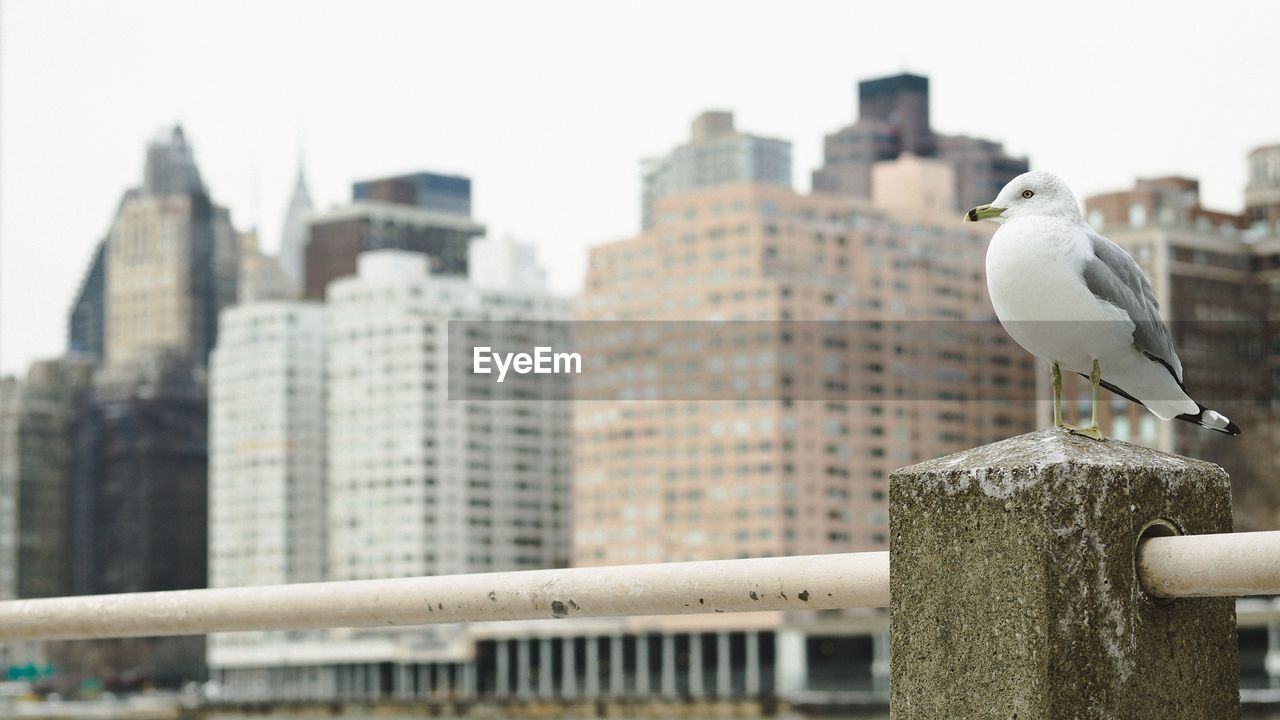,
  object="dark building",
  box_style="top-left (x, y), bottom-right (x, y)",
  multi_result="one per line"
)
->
top-left (303, 172), bottom-right (484, 299)
top-left (61, 353), bottom-right (209, 684)
top-left (67, 240), bottom-right (106, 363)
top-left (856, 73), bottom-right (935, 157)
top-left (353, 171), bottom-right (472, 217)
top-left (813, 72), bottom-right (1028, 214)
top-left (0, 359), bottom-right (94, 601)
